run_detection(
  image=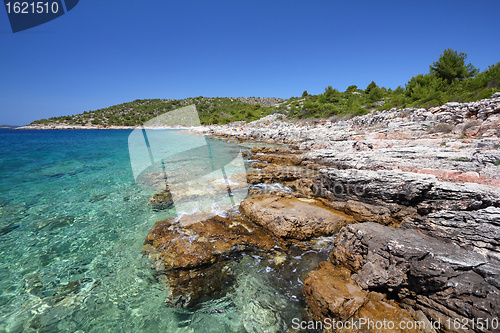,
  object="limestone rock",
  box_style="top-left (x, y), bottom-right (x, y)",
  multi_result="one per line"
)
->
top-left (251, 152), bottom-right (303, 166)
top-left (403, 206), bottom-right (500, 259)
top-left (331, 223), bottom-right (500, 330)
top-left (246, 165), bottom-right (303, 185)
top-left (144, 210), bottom-right (278, 270)
top-left (315, 168), bottom-right (500, 214)
top-left (147, 191), bottom-right (173, 210)
top-left (239, 194), bottom-right (354, 240)
top-left (303, 261), bottom-right (424, 332)
top-left (143, 210), bottom-right (281, 307)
